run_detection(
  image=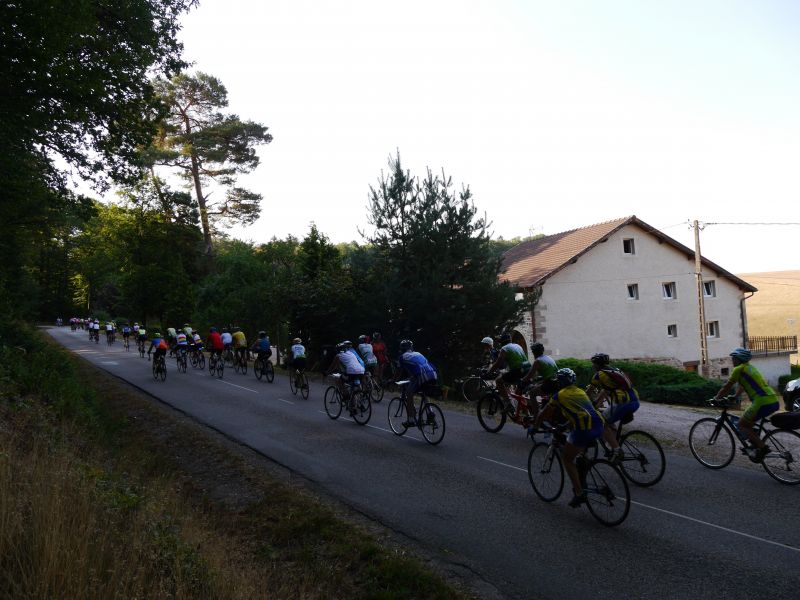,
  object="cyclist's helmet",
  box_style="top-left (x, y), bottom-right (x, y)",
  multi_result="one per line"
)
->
top-left (336, 342), bottom-right (347, 352)
top-left (730, 347), bottom-right (752, 363)
top-left (222, 327), bottom-right (229, 333)
top-left (399, 339), bottom-right (413, 352)
top-left (153, 332), bottom-right (161, 338)
top-left (234, 326), bottom-right (241, 332)
top-left (340, 340), bottom-right (352, 348)
top-left (134, 322), bottom-right (138, 326)
top-left (209, 327), bottom-right (217, 333)
top-left (499, 333), bottom-right (512, 345)
top-left (481, 336), bottom-right (494, 346)
top-left (293, 337), bottom-right (302, 344)
top-left (591, 353), bottom-right (610, 367)
top-left (373, 331), bottom-right (381, 340)
top-left (555, 368), bottom-right (577, 388)
top-left (531, 342), bottom-right (545, 357)
top-left (259, 331), bottom-right (267, 337)
top-left (358, 335), bottom-right (367, 343)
